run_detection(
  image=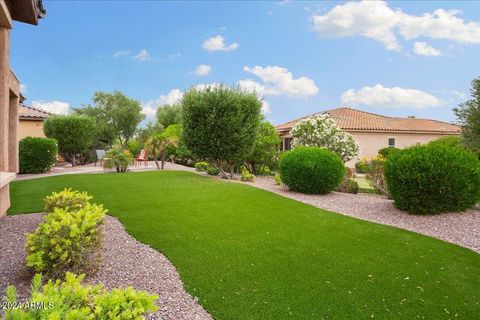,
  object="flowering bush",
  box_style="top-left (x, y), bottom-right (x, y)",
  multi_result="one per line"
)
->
top-left (290, 114), bottom-right (359, 162)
